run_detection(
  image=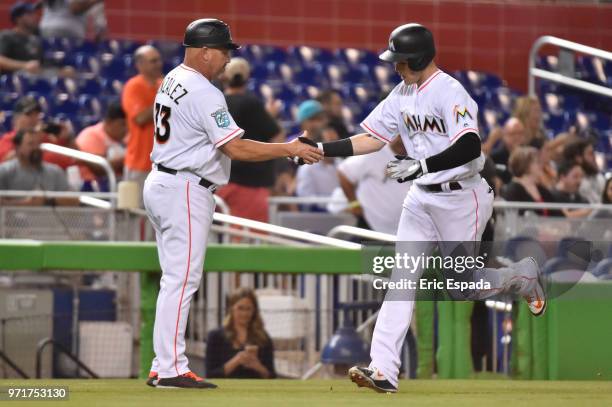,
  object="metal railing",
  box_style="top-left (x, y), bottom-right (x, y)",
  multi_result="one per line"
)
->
top-left (40, 143), bottom-right (118, 201)
top-left (528, 35), bottom-right (612, 97)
